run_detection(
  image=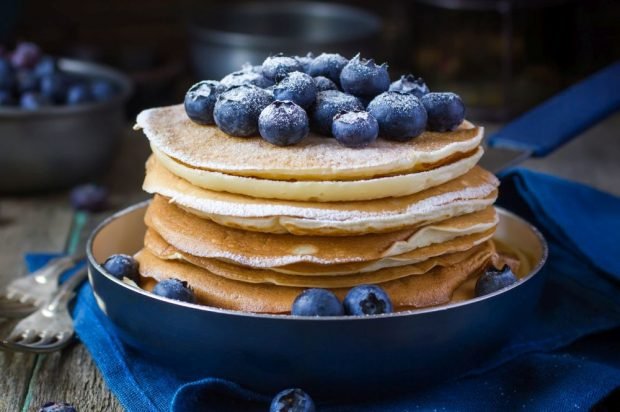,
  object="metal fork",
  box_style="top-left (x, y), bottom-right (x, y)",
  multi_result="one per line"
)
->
top-left (0, 266), bottom-right (87, 353)
top-left (0, 253), bottom-right (84, 318)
